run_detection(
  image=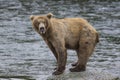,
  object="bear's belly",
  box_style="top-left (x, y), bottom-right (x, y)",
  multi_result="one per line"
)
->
top-left (65, 34), bottom-right (79, 50)
top-left (65, 40), bottom-right (79, 50)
